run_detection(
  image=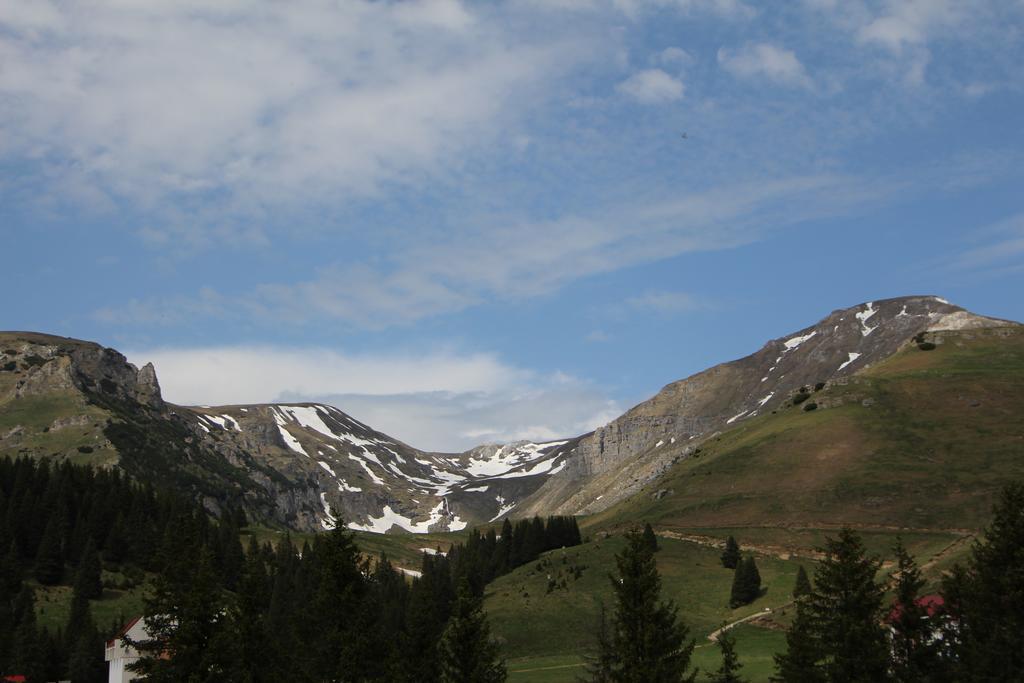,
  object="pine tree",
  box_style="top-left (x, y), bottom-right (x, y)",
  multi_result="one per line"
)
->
top-left (710, 627), bottom-right (745, 683)
top-left (74, 537), bottom-right (103, 600)
top-left (771, 594), bottom-right (823, 683)
top-left (889, 538), bottom-right (939, 682)
top-left (66, 581), bottom-right (104, 683)
top-left (593, 528), bottom-right (696, 682)
top-left (1, 538), bottom-right (22, 594)
top-left (11, 586), bottom-right (47, 682)
top-left (940, 482), bottom-right (1024, 681)
top-left (34, 516), bottom-right (64, 585)
top-left (583, 603), bottom-right (616, 683)
top-left (437, 579), bottom-right (507, 683)
top-left (68, 628), bottom-right (105, 683)
top-left (721, 536), bottom-right (740, 569)
top-left (642, 523), bottom-right (659, 553)
top-left (792, 565), bottom-right (811, 599)
top-left (729, 556), bottom-right (761, 608)
top-left (129, 543), bottom-right (228, 681)
top-left (807, 527), bottom-right (888, 682)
